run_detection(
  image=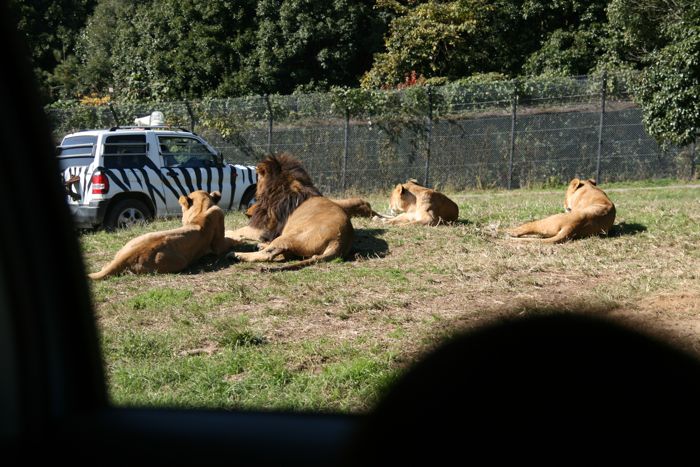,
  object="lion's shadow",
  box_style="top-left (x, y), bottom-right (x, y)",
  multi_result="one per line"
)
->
top-left (449, 219), bottom-right (472, 226)
top-left (183, 255), bottom-right (235, 274)
top-left (183, 243), bottom-right (259, 274)
top-left (185, 229), bottom-right (390, 272)
top-left (608, 222), bottom-right (647, 237)
top-left (350, 228), bottom-right (390, 260)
